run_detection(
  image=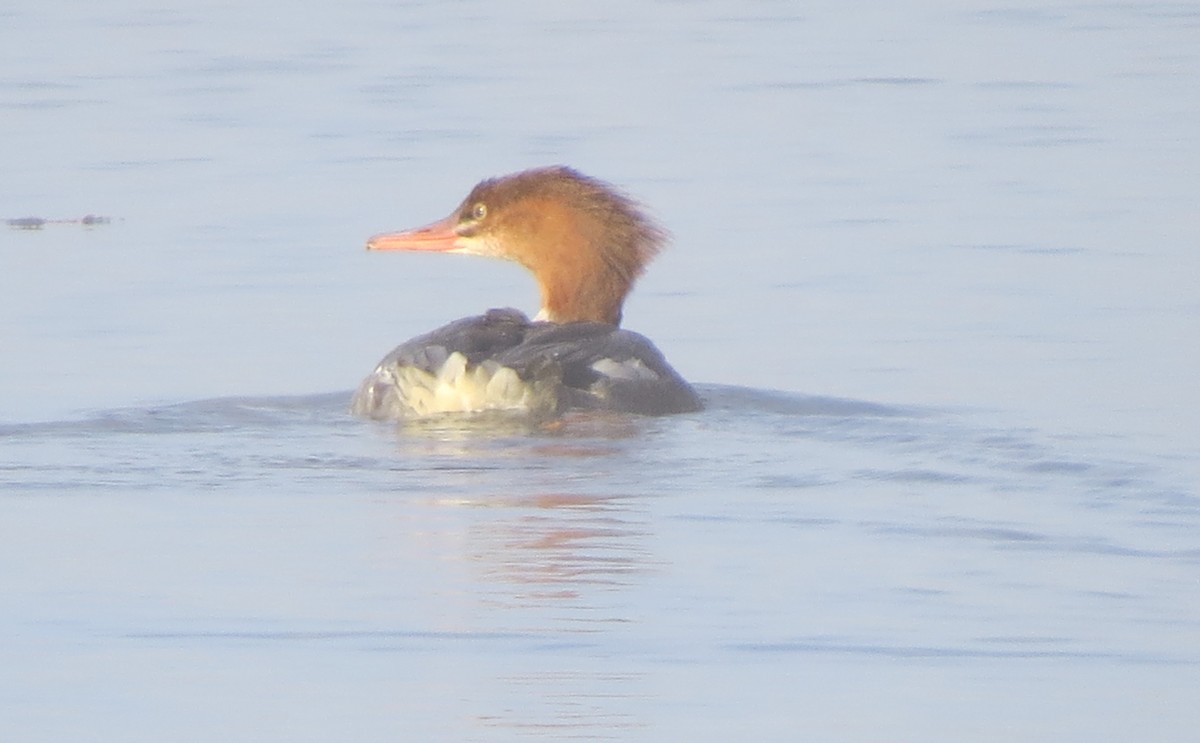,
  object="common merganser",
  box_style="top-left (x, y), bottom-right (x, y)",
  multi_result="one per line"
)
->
top-left (350, 166), bottom-right (701, 419)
